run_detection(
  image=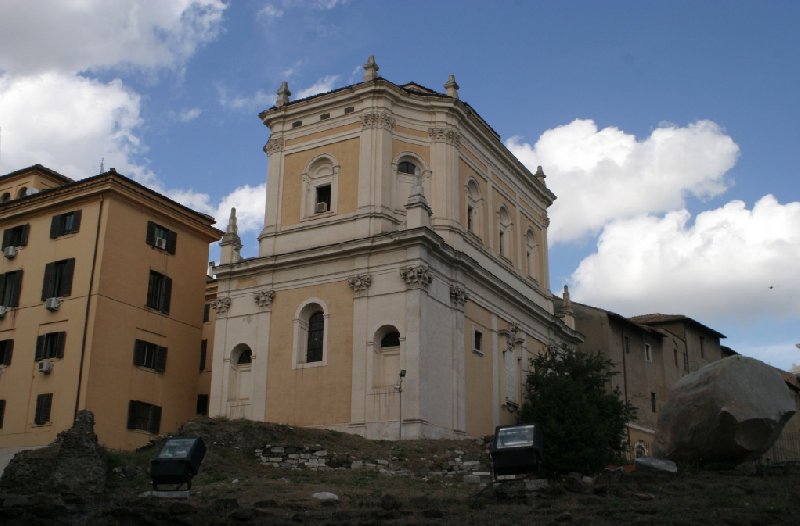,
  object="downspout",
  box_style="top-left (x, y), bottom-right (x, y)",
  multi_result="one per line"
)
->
top-left (74, 195), bottom-right (104, 419)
